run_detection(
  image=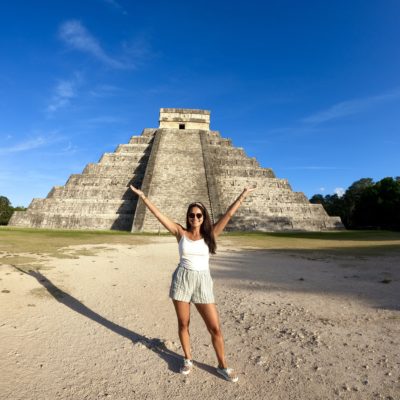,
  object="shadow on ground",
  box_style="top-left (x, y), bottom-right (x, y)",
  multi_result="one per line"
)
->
top-left (212, 248), bottom-right (400, 311)
top-left (12, 266), bottom-right (222, 379)
top-left (261, 231), bottom-right (400, 241)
